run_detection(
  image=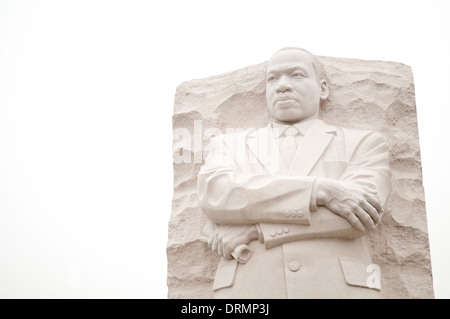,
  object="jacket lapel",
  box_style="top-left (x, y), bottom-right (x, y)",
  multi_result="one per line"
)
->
top-left (246, 123), bottom-right (282, 175)
top-left (289, 120), bottom-right (336, 176)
